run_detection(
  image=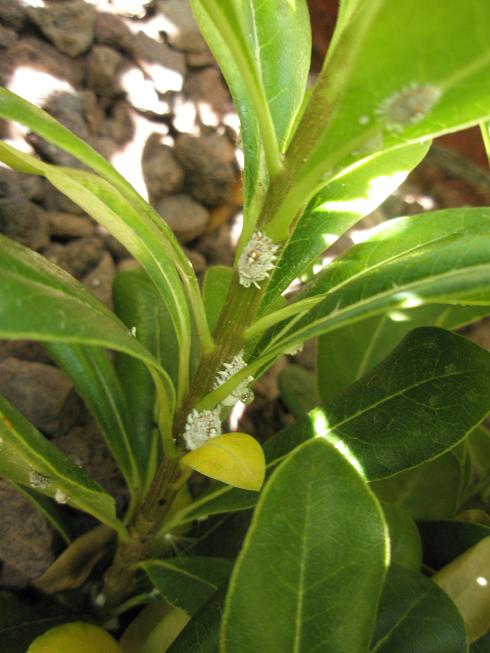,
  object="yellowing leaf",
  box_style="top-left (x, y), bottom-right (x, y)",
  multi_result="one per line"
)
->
top-left (181, 434), bottom-right (265, 491)
top-left (27, 621), bottom-right (123, 653)
top-left (434, 536), bottom-right (490, 642)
